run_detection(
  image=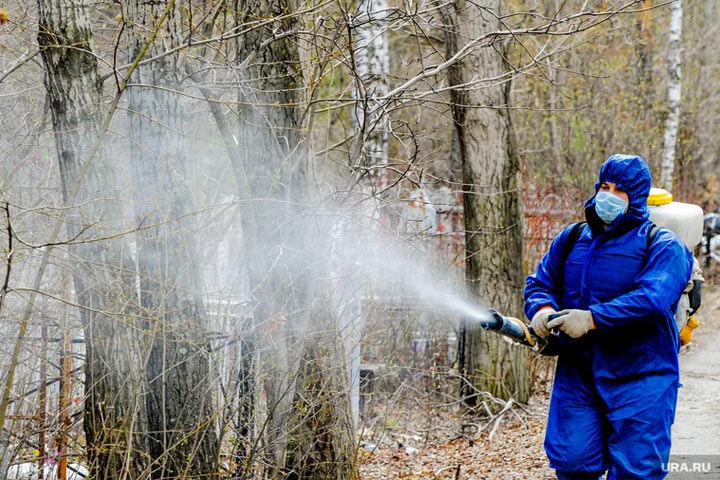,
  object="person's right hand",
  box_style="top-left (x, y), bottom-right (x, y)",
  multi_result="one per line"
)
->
top-left (531, 306), bottom-right (557, 338)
